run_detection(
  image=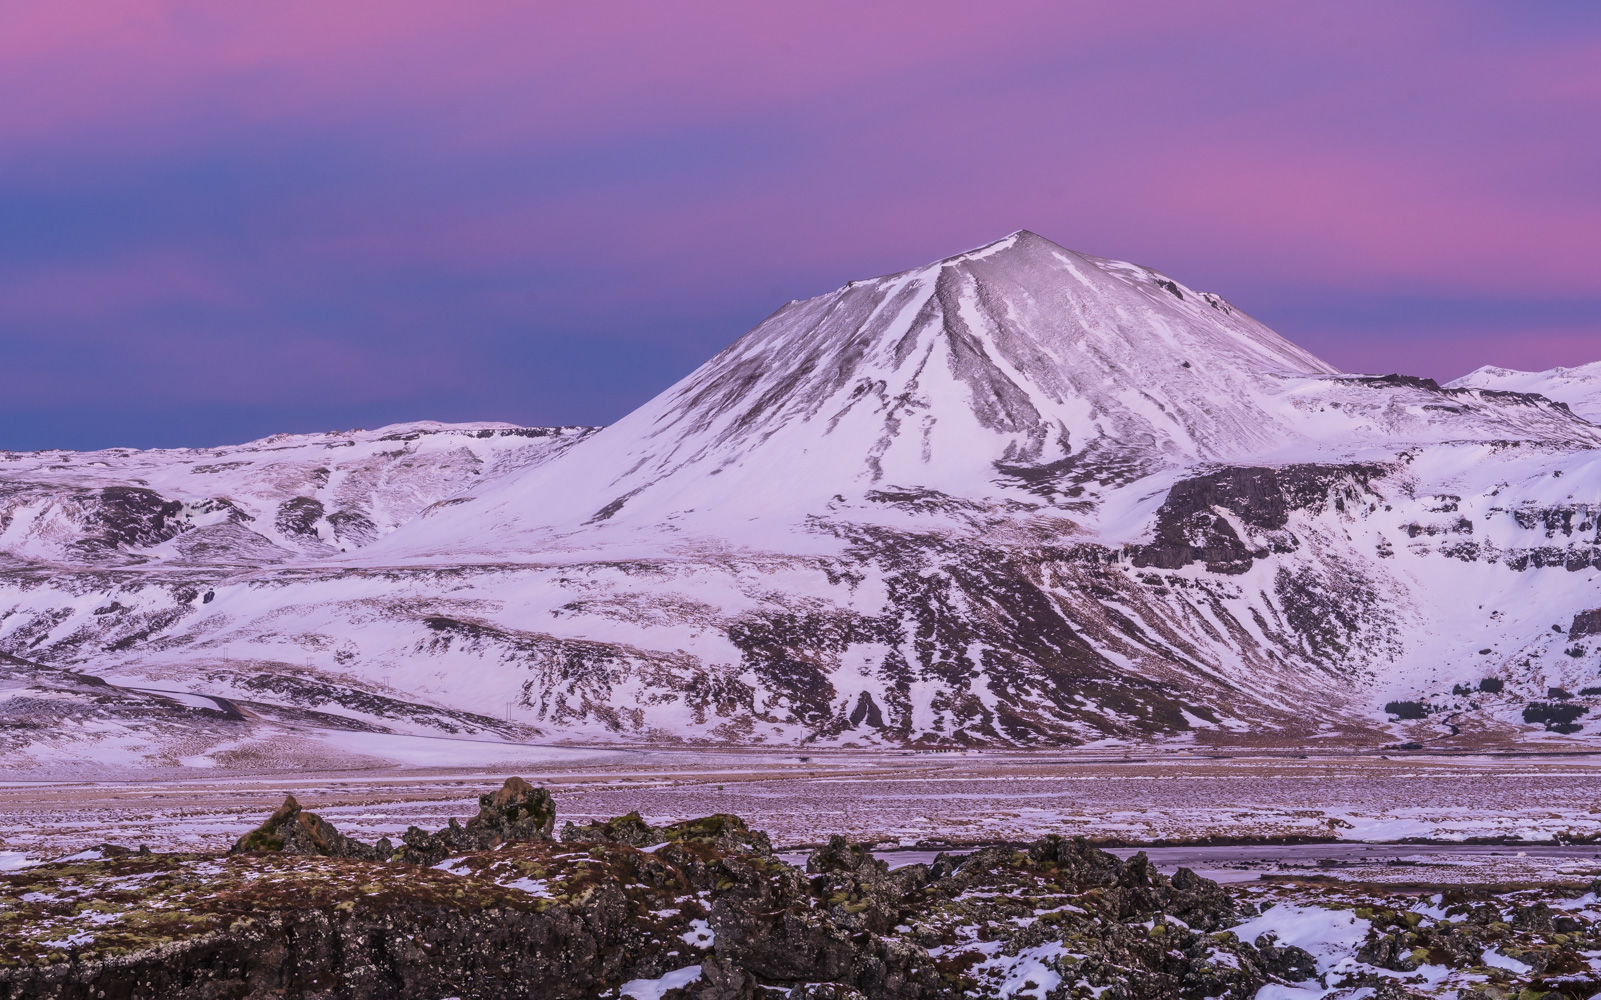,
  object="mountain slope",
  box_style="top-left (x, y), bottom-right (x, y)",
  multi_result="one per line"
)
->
top-left (2, 232), bottom-right (1599, 767)
top-left (396, 229), bottom-right (1344, 551)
